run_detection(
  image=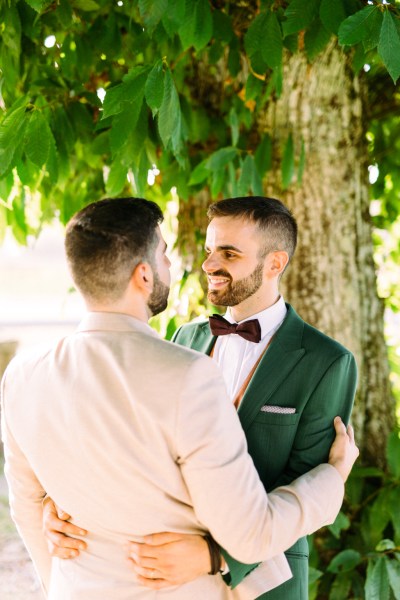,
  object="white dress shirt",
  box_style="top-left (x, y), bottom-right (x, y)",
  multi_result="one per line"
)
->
top-left (213, 296), bottom-right (287, 402)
